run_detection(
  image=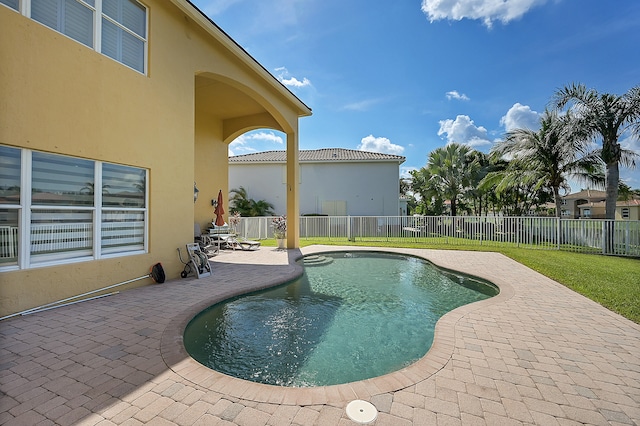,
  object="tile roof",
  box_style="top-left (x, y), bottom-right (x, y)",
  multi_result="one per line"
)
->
top-left (229, 148), bottom-right (405, 164)
top-left (617, 199), bottom-right (640, 206)
top-left (577, 199), bottom-right (640, 208)
top-left (562, 189), bottom-right (606, 200)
